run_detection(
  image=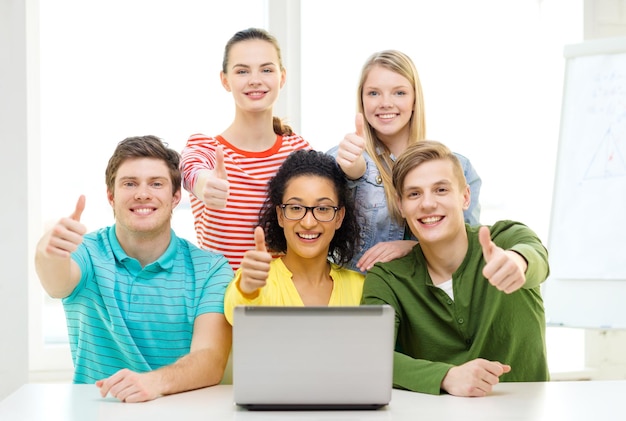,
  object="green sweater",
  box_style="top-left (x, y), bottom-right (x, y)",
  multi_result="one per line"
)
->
top-left (361, 221), bottom-right (550, 395)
